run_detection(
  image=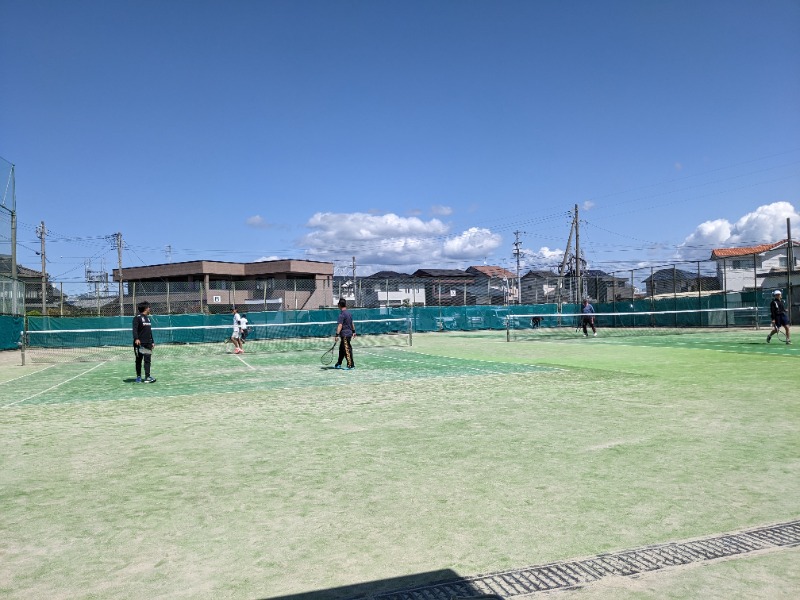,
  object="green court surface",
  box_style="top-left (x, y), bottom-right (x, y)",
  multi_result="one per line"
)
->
top-left (0, 329), bottom-right (798, 599)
